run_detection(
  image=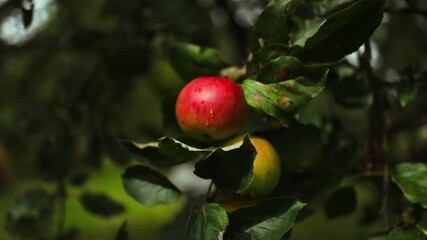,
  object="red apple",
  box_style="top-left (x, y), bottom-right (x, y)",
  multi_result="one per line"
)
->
top-left (175, 76), bottom-right (247, 141)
